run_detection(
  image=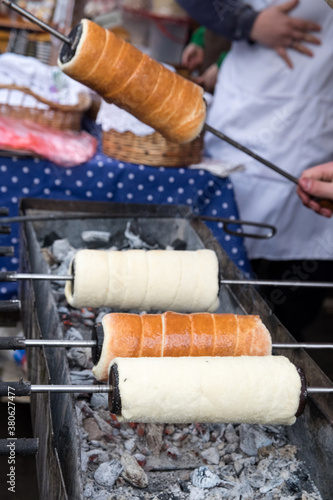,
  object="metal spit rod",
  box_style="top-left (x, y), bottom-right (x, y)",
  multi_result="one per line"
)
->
top-left (1, 336), bottom-right (333, 350)
top-left (1, 271), bottom-right (333, 289)
top-left (204, 124), bottom-right (299, 184)
top-left (1, 0), bottom-right (71, 44)
top-left (1, 381), bottom-right (332, 395)
top-left (21, 385), bottom-right (333, 394)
